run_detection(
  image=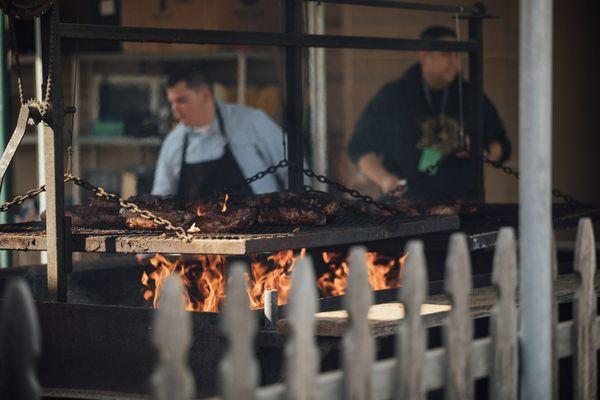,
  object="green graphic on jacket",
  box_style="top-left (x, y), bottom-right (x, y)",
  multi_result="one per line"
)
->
top-left (417, 114), bottom-right (461, 174)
